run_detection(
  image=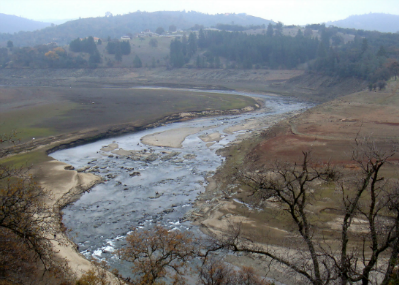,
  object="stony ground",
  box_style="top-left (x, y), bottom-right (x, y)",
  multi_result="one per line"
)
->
top-left (189, 80), bottom-right (399, 284)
